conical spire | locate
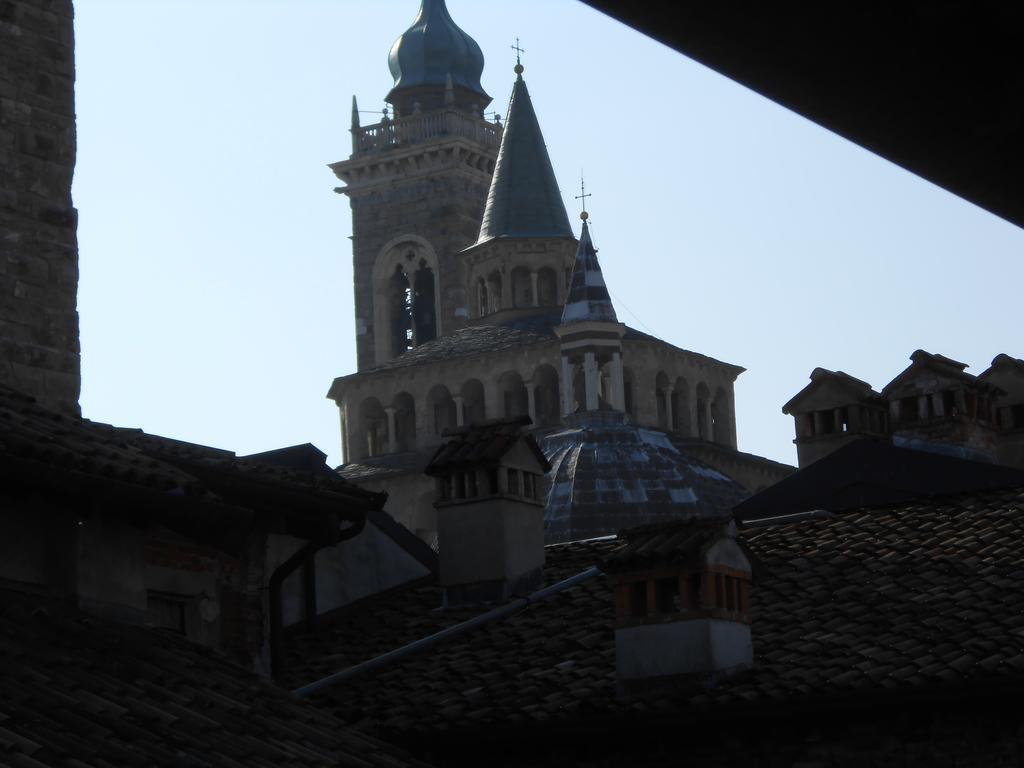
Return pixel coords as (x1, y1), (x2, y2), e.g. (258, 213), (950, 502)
(561, 220), (618, 324)
(477, 67), (572, 242)
(351, 95), (360, 129)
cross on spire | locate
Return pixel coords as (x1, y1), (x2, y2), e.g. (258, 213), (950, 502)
(575, 174), (592, 219)
(511, 37), (525, 65)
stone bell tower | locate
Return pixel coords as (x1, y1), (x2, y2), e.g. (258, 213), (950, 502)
(330, 0), (501, 371)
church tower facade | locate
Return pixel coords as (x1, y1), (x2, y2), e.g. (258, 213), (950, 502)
(330, 0), (502, 370)
(327, 2), (793, 543)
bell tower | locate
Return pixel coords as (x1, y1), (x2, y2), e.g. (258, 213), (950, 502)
(330, 0), (501, 370)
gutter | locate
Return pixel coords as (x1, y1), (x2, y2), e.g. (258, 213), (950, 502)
(293, 565), (602, 698)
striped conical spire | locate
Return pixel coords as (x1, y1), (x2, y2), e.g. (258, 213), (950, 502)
(560, 220), (618, 324)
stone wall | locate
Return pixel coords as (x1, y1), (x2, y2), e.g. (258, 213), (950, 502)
(0, 0), (79, 413)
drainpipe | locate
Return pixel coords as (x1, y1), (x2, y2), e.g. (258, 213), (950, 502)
(268, 516), (365, 680)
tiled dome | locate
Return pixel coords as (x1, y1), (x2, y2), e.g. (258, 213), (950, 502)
(539, 416), (748, 544)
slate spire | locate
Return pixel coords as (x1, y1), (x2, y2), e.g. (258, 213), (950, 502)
(478, 66), (572, 242)
(561, 219), (618, 324)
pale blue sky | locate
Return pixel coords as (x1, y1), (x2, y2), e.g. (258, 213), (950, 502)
(73, 0), (1024, 467)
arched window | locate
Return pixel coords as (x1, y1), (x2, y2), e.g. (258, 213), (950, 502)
(623, 367), (636, 421)
(461, 378), (486, 425)
(537, 267), (557, 306)
(672, 377), (691, 435)
(696, 382), (711, 441)
(512, 266), (532, 307)
(372, 237), (441, 364)
(712, 387), (731, 445)
(497, 371), (528, 419)
(655, 372), (671, 429)
(477, 278), (488, 318)
(389, 264), (413, 356)
(428, 385), (457, 437)
(358, 397), (386, 459)
(413, 260), (436, 345)
(392, 392), (416, 452)
(533, 364), (560, 427)
(488, 270), (503, 313)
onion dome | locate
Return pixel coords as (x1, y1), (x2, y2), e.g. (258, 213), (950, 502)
(386, 0), (490, 112)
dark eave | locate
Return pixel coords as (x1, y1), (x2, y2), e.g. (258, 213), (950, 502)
(577, 2), (1024, 229)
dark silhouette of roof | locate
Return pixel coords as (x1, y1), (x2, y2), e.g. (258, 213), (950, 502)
(577, 3), (1024, 230)
(425, 416), (550, 475)
(0, 590), (425, 768)
(733, 438), (1024, 524)
(782, 367), (881, 414)
(284, 484), (1024, 741)
(0, 384), (385, 546)
(386, 0), (488, 106)
(560, 220), (619, 324)
(477, 69), (572, 242)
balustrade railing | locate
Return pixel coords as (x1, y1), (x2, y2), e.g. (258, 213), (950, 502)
(352, 109), (502, 155)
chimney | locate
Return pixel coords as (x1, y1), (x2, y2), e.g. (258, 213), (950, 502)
(601, 519), (753, 691)
(424, 417), (551, 606)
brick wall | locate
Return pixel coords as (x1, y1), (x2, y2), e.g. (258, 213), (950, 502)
(0, 0), (80, 413)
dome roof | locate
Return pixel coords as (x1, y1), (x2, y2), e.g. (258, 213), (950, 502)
(538, 417), (748, 544)
(387, 0), (489, 106)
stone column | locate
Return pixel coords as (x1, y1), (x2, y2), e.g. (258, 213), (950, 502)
(834, 408), (844, 433)
(812, 411), (824, 436)
(584, 352), (599, 412)
(561, 356), (574, 416)
(530, 270), (539, 307)
(384, 406), (397, 453)
(664, 386), (675, 431)
(526, 380), (537, 424)
(609, 352), (625, 412)
(704, 400), (714, 442)
(453, 395), (465, 427)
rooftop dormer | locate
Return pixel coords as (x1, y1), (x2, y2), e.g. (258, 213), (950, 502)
(980, 353), (1024, 470)
(783, 367), (887, 467)
(881, 349), (1003, 462)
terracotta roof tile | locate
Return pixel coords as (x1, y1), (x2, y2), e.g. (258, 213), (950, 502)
(286, 485), (1024, 739)
(0, 592), (425, 768)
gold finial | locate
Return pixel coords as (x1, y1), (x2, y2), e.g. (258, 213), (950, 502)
(512, 38), (525, 74)
(575, 173), (591, 221)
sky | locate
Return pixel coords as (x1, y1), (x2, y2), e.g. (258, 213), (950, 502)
(73, 0), (1024, 468)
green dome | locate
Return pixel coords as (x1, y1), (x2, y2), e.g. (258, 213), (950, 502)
(387, 0), (489, 107)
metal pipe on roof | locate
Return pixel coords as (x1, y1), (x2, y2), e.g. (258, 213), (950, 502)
(293, 565), (602, 698)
